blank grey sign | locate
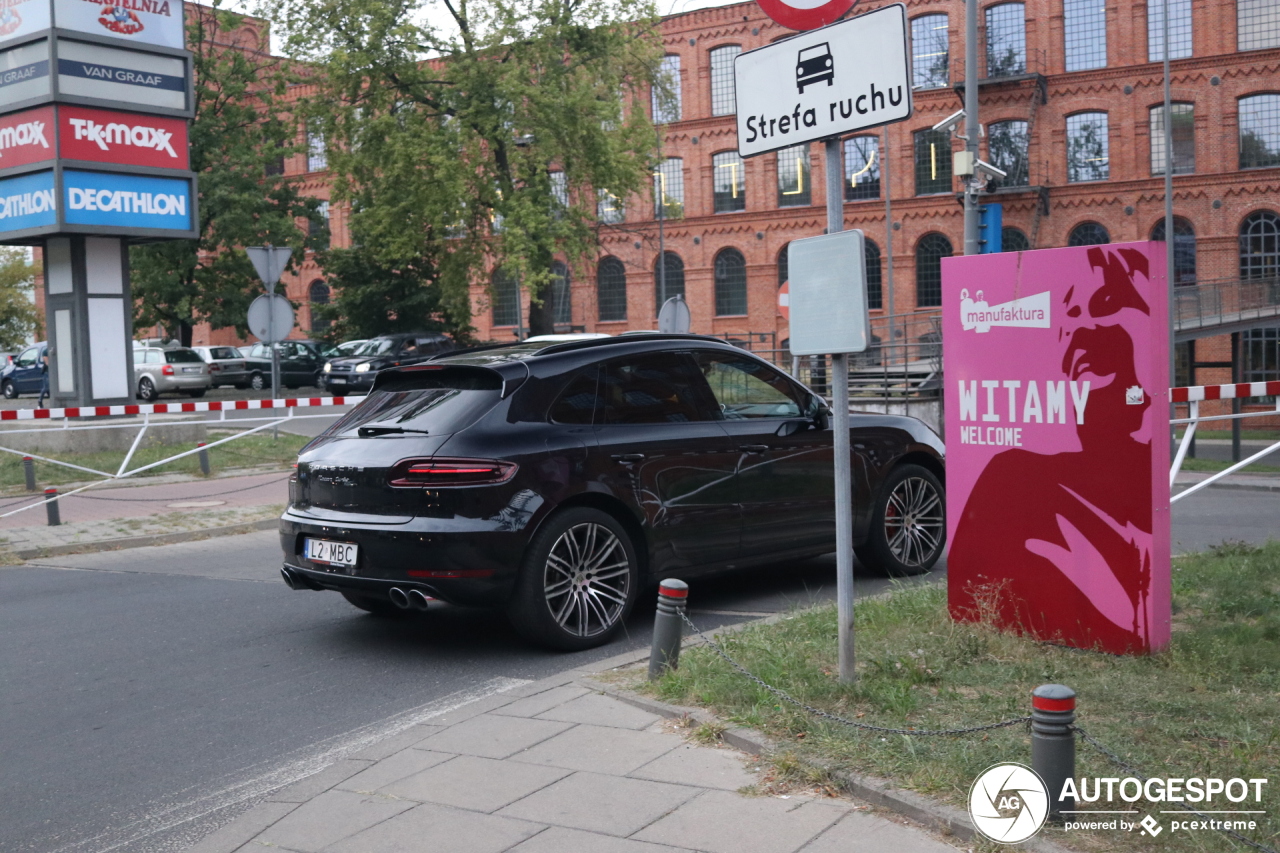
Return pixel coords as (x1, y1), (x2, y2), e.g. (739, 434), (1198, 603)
(787, 229), (869, 356)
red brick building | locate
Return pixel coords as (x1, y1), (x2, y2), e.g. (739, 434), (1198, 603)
(183, 0), (1280, 407)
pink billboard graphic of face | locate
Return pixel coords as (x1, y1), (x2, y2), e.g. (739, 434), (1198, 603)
(943, 243), (1170, 654)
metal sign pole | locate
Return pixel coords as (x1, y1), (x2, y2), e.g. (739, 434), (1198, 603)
(825, 137), (856, 683)
(963, 0), (980, 256)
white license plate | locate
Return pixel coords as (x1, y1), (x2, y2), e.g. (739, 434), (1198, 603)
(183, 367), (201, 373)
(305, 538), (358, 566)
(329, 377), (346, 384)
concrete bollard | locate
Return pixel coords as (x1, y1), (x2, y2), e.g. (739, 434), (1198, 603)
(23, 456), (35, 491)
(44, 488), (61, 527)
(648, 579), (689, 681)
(197, 442), (211, 476)
(1032, 683), (1076, 821)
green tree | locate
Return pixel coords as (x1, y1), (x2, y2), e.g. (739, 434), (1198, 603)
(0, 248), (37, 350)
(274, 0), (665, 337)
(130, 2), (324, 345)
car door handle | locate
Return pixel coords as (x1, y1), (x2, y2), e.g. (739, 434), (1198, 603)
(612, 453), (646, 463)
(739, 444), (770, 454)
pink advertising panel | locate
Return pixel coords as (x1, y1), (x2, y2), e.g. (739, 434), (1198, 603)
(943, 243), (1170, 654)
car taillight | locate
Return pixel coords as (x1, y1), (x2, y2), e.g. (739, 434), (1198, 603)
(162, 365), (175, 375)
(388, 457), (517, 488)
(209, 363), (220, 372)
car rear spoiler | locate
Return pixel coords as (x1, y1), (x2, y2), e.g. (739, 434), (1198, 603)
(372, 362), (530, 399)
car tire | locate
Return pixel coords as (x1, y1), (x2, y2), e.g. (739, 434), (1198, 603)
(185, 389), (206, 398)
(137, 377), (157, 402)
(340, 590), (406, 617)
(2, 380), (15, 399)
(854, 463), (945, 577)
(249, 373), (266, 392)
(507, 507), (640, 651)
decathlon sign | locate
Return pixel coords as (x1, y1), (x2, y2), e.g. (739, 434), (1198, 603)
(64, 169), (190, 228)
(0, 168), (55, 229)
(734, 4), (912, 158)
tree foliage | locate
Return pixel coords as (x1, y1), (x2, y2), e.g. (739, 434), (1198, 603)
(273, 0), (665, 337)
(0, 248), (37, 350)
(130, 2), (323, 345)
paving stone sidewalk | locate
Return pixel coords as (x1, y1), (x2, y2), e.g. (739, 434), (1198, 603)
(189, 671), (963, 853)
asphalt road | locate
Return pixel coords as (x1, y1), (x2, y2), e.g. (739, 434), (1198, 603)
(0, 532), (926, 853)
(1, 487), (1274, 853)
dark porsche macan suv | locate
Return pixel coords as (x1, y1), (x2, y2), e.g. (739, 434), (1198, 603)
(280, 335), (945, 650)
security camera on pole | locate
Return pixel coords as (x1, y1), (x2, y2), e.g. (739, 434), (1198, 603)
(735, 2), (913, 683)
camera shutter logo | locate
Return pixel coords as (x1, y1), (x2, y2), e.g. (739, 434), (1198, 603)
(968, 763), (1050, 843)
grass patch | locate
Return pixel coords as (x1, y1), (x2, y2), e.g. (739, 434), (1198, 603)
(1178, 458), (1280, 474)
(650, 542), (1280, 852)
(0, 431), (308, 491)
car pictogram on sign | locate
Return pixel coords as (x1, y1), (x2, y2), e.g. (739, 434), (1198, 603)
(796, 43), (834, 93)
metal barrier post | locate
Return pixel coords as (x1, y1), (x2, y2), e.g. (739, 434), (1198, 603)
(1032, 684), (1076, 821)
(23, 456), (35, 491)
(197, 442), (211, 476)
(648, 579), (688, 680)
(44, 488), (60, 527)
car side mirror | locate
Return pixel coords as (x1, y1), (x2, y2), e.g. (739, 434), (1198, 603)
(813, 406), (832, 431)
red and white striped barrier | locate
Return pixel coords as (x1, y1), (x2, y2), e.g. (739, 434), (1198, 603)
(1170, 381), (1280, 403)
(0, 395), (366, 422)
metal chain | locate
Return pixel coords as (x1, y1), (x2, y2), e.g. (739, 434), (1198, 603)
(678, 610), (1030, 737)
(1074, 725), (1278, 853)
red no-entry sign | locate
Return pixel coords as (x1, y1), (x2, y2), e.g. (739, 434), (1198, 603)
(755, 0), (856, 31)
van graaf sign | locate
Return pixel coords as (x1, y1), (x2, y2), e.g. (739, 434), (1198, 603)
(942, 244), (1171, 655)
(63, 169), (190, 229)
(57, 39), (187, 112)
(733, 3), (911, 158)
(0, 39), (51, 107)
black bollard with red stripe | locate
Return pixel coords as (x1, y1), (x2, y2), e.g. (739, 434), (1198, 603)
(648, 579), (689, 681)
(1032, 684), (1076, 821)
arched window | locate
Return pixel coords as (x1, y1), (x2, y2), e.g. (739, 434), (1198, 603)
(1239, 95), (1280, 169)
(597, 257), (627, 322)
(915, 233), (952, 308)
(985, 3), (1027, 77)
(1064, 0), (1107, 71)
(712, 151), (746, 213)
(1066, 112), (1110, 182)
(654, 252), (685, 310)
(865, 238), (883, 310)
(709, 46), (741, 116)
(1068, 222), (1110, 246)
(1240, 210), (1280, 280)
(308, 281), (330, 331)
(491, 268), (520, 327)
(777, 244), (789, 287)
(1239, 0), (1280, 51)
(1002, 227), (1030, 252)
(714, 248), (748, 316)
(914, 128), (952, 194)
(652, 54), (681, 123)
(550, 261), (571, 326)
(1151, 216), (1197, 284)
(1148, 0), (1191, 60)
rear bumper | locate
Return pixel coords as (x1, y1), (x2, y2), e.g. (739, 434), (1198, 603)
(279, 509), (528, 607)
(155, 374), (211, 391)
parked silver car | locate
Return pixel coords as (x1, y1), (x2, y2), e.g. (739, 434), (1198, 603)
(191, 345), (249, 389)
(133, 346), (212, 401)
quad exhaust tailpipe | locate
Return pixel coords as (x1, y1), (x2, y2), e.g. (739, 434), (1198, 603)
(406, 589), (431, 611)
(388, 587), (410, 609)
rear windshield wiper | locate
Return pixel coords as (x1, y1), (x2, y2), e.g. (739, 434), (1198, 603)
(356, 423), (431, 437)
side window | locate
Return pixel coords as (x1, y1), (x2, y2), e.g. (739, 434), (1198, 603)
(16, 348), (37, 366)
(250, 344), (264, 357)
(694, 352), (804, 419)
(146, 350), (163, 364)
(601, 353), (717, 425)
(548, 368), (601, 425)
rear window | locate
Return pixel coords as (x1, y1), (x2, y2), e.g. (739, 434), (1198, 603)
(165, 350), (204, 364)
(322, 370), (503, 437)
(209, 347), (240, 359)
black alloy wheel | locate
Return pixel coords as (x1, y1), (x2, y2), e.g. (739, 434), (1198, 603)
(508, 507), (639, 651)
(855, 463), (945, 576)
